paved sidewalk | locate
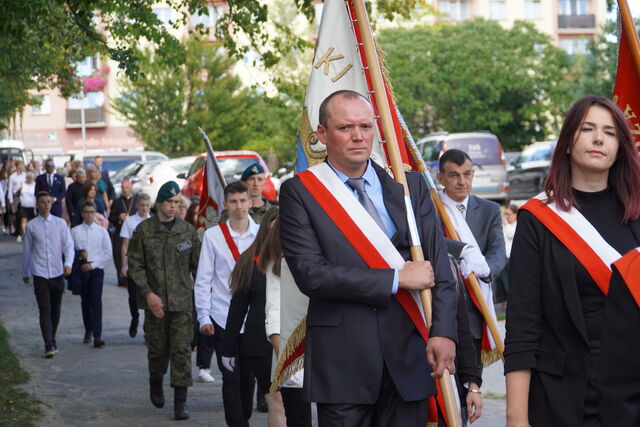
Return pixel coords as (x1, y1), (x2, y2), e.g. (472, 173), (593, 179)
(0, 234), (505, 426)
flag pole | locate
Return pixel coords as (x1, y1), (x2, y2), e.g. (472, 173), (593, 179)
(350, 1), (461, 425)
(404, 140), (505, 357)
(618, 0), (640, 75)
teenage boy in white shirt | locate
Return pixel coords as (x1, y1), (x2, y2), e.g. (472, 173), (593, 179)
(71, 200), (112, 347)
(195, 181), (259, 426)
(120, 192), (152, 338)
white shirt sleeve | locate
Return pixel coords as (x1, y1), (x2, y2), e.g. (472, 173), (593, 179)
(22, 221), (33, 277)
(265, 264), (281, 337)
(194, 231), (216, 327)
(62, 222), (75, 268)
(120, 218), (132, 239)
(92, 227), (113, 270)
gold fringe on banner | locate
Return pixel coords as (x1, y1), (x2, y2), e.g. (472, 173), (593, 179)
(482, 348), (502, 367)
(269, 316), (308, 394)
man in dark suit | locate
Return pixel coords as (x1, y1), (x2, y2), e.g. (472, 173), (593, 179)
(35, 159), (67, 218)
(108, 179), (137, 287)
(437, 149), (506, 375)
(279, 90), (457, 426)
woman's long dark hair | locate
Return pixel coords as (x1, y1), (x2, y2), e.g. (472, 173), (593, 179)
(258, 217), (282, 277)
(229, 207), (279, 295)
(81, 182), (98, 200)
(544, 95), (640, 222)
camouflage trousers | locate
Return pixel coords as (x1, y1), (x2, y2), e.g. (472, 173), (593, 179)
(144, 310), (194, 387)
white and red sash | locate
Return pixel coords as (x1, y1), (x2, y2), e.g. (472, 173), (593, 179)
(438, 191), (500, 366)
(521, 193), (621, 295)
(612, 247), (640, 307)
(209, 222), (239, 270)
(297, 163), (429, 340)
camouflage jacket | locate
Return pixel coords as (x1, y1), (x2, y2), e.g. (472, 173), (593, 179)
(219, 199), (275, 225)
(128, 216), (201, 312)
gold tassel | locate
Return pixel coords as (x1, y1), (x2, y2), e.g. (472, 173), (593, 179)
(481, 348), (502, 367)
(269, 316), (308, 393)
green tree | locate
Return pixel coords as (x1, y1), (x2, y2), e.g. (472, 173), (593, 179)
(0, 0), (422, 130)
(379, 19), (572, 150)
(112, 38), (299, 160)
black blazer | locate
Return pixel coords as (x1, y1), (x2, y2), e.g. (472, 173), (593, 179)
(35, 173), (66, 217)
(504, 210), (640, 426)
(280, 162), (457, 404)
(599, 260), (640, 427)
(108, 195), (137, 236)
(221, 264), (272, 358)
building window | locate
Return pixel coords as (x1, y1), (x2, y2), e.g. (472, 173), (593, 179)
(31, 95), (51, 115)
(489, 0), (507, 20)
(560, 0), (588, 16)
(439, 0), (469, 21)
(524, 0), (542, 20)
(191, 6), (222, 28)
(76, 55), (99, 77)
(153, 7), (173, 27)
(68, 91), (105, 110)
(560, 37), (589, 55)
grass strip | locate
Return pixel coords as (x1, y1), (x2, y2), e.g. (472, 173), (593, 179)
(0, 322), (41, 427)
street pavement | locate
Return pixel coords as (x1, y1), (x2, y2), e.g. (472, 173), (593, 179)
(0, 234), (506, 426)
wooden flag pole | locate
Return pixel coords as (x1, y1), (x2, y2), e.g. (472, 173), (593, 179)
(406, 144), (505, 357)
(618, 0), (640, 75)
(351, 1), (461, 425)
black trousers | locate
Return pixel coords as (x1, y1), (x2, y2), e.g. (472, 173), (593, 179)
(112, 236), (126, 287)
(317, 364), (429, 427)
(213, 320), (256, 427)
(196, 328), (215, 369)
(281, 387), (312, 427)
(33, 275), (64, 350)
(126, 276), (139, 321)
(80, 269), (104, 338)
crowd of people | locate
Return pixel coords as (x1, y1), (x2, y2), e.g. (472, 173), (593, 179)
(13, 91), (640, 427)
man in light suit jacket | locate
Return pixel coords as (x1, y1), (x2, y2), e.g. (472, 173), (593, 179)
(437, 149), (507, 365)
(35, 159), (67, 218)
(279, 90), (457, 426)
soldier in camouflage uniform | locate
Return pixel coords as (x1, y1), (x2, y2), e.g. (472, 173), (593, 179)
(128, 181), (201, 420)
(219, 162), (275, 224)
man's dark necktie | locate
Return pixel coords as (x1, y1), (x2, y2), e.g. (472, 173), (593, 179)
(346, 178), (386, 232)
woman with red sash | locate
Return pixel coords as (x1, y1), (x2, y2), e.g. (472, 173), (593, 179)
(504, 96), (640, 427)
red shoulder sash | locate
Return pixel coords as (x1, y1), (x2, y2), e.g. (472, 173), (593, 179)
(612, 248), (640, 307)
(219, 222), (240, 261)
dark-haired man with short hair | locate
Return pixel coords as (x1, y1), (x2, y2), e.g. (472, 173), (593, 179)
(219, 163), (275, 225)
(22, 191), (74, 358)
(71, 200), (112, 348)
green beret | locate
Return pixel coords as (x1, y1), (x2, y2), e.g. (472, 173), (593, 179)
(241, 162), (264, 181)
(156, 181), (180, 203)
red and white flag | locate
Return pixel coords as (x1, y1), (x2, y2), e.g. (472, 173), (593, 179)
(612, 0), (640, 149)
(196, 127), (226, 235)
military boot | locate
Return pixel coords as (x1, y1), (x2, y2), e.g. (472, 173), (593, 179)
(149, 377), (165, 408)
(174, 386), (189, 420)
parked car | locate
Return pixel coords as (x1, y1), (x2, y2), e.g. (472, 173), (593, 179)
(112, 156), (196, 204)
(71, 150), (169, 177)
(507, 140), (557, 201)
(417, 131), (508, 201)
(181, 150), (277, 201)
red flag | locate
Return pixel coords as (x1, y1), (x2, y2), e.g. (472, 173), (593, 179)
(612, 0), (640, 149)
(196, 127), (226, 233)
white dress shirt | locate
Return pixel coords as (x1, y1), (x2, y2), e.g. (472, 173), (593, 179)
(195, 217), (259, 328)
(440, 190), (469, 219)
(23, 214), (74, 278)
(120, 212), (151, 239)
(71, 222), (113, 270)
(19, 182), (36, 208)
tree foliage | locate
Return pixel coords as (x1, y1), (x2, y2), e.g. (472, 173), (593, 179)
(112, 38), (299, 161)
(379, 19), (572, 150)
(0, 0), (420, 131)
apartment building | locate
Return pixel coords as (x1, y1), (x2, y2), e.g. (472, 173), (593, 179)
(435, 0), (608, 54)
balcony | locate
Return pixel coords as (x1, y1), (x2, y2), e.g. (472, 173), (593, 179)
(558, 14), (595, 29)
(65, 106), (106, 128)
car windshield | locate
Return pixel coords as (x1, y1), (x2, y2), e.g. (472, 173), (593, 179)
(420, 140), (445, 162)
(188, 157), (206, 178)
(447, 137), (500, 165)
(173, 161), (193, 176)
(111, 162), (143, 182)
(518, 142), (555, 163)
(217, 157), (258, 182)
